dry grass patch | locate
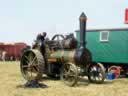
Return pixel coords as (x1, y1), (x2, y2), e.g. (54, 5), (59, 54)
(0, 61), (128, 96)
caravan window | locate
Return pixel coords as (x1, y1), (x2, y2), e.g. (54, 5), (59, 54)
(100, 31), (109, 42)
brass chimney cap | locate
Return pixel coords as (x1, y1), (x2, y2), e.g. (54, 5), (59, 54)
(79, 12), (87, 20)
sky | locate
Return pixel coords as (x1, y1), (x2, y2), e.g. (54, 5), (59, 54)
(0, 0), (127, 45)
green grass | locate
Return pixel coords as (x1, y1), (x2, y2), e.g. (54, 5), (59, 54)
(0, 61), (128, 96)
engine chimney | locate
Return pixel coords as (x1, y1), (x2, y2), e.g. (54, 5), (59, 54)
(79, 12), (87, 49)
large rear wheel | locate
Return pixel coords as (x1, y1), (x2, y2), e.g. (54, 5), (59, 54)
(20, 49), (45, 81)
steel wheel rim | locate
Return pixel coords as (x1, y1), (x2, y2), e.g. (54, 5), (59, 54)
(21, 51), (40, 80)
(88, 63), (105, 83)
(61, 63), (78, 86)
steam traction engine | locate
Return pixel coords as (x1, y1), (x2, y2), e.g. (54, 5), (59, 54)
(20, 13), (105, 86)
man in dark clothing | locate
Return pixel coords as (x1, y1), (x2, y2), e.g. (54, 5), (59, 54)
(36, 32), (47, 42)
(32, 32), (47, 49)
(36, 32), (48, 73)
(36, 32), (47, 54)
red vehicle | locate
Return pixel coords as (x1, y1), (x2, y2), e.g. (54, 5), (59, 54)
(125, 8), (128, 24)
(0, 42), (27, 61)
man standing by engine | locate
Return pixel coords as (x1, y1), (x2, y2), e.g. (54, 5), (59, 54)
(35, 32), (48, 73)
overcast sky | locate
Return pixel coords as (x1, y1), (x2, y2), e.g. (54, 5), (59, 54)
(0, 0), (127, 45)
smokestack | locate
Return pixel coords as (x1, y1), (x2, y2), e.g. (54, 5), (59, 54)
(79, 12), (87, 49)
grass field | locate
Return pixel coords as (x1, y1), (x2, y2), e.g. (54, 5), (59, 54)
(0, 61), (128, 96)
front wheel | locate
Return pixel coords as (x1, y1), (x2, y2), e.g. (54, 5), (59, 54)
(60, 63), (78, 86)
(88, 63), (105, 83)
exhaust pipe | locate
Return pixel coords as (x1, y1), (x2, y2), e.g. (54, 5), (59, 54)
(79, 12), (87, 49)
(74, 12), (87, 65)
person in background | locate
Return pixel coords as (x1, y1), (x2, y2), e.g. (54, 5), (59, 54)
(2, 51), (6, 61)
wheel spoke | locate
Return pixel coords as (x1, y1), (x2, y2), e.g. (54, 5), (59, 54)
(67, 68), (71, 75)
(29, 52), (33, 62)
(32, 64), (38, 67)
(30, 56), (37, 65)
(22, 65), (28, 68)
(31, 68), (32, 78)
(24, 55), (30, 62)
(25, 60), (29, 64)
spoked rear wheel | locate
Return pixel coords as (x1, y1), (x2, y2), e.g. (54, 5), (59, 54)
(88, 63), (105, 83)
(61, 63), (78, 86)
(20, 49), (44, 81)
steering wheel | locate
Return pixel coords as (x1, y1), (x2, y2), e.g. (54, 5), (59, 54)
(51, 34), (65, 49)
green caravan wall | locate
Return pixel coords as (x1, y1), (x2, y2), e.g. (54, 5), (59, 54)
(76, 29), (128, 64)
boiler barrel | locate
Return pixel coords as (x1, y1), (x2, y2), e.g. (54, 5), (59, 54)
(49, 50), (76, 63)
(49, 49), (91, 65)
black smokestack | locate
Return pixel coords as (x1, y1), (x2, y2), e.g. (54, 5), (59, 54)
(79, 12), (87, 49)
